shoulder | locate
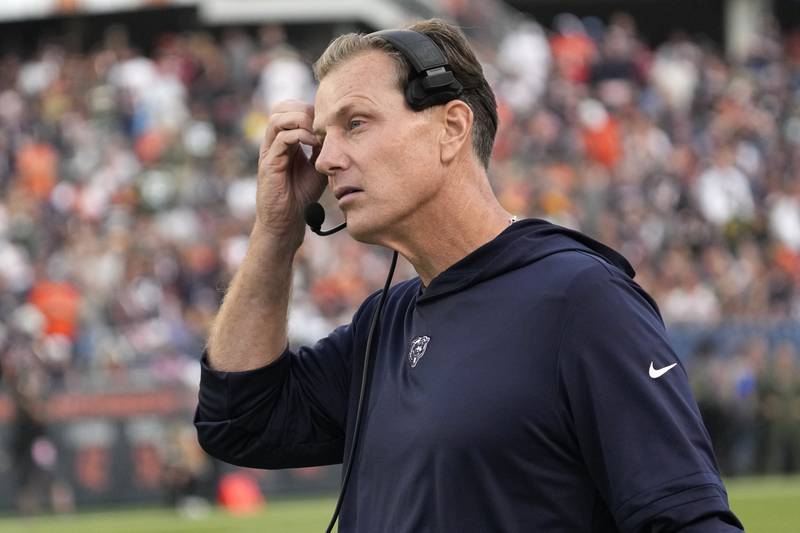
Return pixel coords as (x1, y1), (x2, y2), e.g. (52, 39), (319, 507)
(521, 249), (634, 296)
(390, 277), (423, 298)
(536, 250), (661, 324)
(352, 277), (420, 326)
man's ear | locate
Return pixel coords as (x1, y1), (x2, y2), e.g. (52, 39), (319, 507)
(439, 99), (473, 165)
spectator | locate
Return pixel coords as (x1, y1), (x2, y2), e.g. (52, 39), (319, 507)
(695, 143), (756, 228)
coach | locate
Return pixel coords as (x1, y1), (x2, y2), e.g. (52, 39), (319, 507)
(194, 18), (744, 532)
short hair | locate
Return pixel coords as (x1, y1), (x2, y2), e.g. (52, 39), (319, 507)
(313, 18), (498, 169)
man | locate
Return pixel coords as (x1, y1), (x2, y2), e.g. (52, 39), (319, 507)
(195, 19), (744, 532)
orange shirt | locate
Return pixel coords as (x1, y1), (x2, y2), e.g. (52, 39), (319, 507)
(28, 281), (81, 339)
(16, 142), (58, 200)
(550, 33), (596, 84)
(581, 118), (622, 169)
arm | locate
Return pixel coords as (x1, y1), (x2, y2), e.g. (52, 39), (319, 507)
(196, 100), (352, 468)
(196, 325), (353, 469)
(556, 261), (743, 532)
(206, 227), (296, 372)
(207, 99), (325, 372)
(195, 292), (380, 469)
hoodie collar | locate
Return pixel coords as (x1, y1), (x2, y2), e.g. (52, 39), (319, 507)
(416, 218), (634, 304)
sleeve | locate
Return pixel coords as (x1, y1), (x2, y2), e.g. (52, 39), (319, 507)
(194, 292), (380, 470)
(556, 263), (744, 532)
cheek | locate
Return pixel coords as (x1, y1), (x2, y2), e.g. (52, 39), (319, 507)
(392, 126), (439, 177)
(377, 146), (436, 200)
(358, 120), (439, 199)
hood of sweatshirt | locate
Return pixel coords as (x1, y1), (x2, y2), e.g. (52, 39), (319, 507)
(416, 218), (634, 304)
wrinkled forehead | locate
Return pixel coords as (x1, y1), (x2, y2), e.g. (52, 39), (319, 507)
(317, 50), (401, 99)
(313, 50), (403, 114)
(319, 47), (404, 88)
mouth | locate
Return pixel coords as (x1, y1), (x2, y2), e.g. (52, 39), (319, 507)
(334, 186), (364, 201)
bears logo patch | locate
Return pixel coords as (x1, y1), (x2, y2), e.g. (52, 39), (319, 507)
(408, 336), (431, 368)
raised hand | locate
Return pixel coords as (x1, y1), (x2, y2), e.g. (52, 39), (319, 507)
(256, 100), (327, 248)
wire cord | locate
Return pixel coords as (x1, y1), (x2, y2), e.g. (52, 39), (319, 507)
(324, 250), (399, 533)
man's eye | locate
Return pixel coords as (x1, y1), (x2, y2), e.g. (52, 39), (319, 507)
(348, 119), (364, 130)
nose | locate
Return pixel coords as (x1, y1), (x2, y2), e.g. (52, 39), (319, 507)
(314, 134), (349, 176)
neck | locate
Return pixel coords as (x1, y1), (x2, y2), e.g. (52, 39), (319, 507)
(379, 169), (514, 286)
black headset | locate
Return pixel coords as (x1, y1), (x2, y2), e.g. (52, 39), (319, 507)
(319, 29), (462, 533)
(372, 29), (464, 110)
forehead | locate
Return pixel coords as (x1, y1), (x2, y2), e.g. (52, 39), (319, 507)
(314, 50), (402, 117)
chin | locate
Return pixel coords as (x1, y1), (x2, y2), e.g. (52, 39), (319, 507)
(345, 210), (392, 246)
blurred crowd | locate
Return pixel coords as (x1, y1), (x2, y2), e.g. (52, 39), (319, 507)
(0, 9), (798, 480)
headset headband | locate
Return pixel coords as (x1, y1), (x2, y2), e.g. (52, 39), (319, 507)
(370, 29), (464, 111)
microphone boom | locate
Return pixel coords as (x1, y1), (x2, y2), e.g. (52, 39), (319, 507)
(304, 202), (346, 236)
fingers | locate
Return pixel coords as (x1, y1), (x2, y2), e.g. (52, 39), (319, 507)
(260, 101), (317, 165)
(263, 100), (314, 141)
(265, 128), (319, 163)
(270, 99), (314, 117)
(263, 111), (315, 149)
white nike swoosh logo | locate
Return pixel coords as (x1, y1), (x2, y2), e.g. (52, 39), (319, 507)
(649, 362), (678, 379)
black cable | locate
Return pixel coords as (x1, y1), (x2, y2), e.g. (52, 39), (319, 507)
(324, 250), (399, 533)
(316, 222), (347, 236)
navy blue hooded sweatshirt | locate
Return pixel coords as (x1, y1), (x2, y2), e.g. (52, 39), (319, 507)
(195, 219), (743, 532)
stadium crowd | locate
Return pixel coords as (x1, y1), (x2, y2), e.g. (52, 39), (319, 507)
(0, 10), (799, 482)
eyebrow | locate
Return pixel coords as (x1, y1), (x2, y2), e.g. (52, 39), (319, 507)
(313, 102), (367, 139)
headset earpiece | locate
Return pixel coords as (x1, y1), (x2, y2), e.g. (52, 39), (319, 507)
(371, 29), (464, 111)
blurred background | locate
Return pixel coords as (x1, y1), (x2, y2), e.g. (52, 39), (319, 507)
(0, 0), (799, 530)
